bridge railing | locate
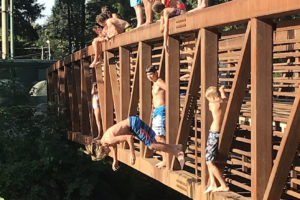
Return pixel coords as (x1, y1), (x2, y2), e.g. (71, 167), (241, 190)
(47, 1), (300, 199)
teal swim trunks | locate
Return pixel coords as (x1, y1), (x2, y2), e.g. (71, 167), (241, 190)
(130, 0), (143, 7)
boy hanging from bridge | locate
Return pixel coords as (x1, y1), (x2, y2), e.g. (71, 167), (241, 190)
(152, 0), (186, 52)
(89, 116), (185, 171)
(204, 85), (229, 193)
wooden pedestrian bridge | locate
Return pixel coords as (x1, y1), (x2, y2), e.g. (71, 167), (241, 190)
(47, 0), (300, 199)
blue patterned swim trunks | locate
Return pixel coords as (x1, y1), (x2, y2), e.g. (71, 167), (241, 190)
(129, 116), (155, 146)
(152, 105), (165, 136)
(130, 0), (143, 7)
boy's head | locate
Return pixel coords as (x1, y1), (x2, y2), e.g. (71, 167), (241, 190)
(146, 65), (158, 81)
(90, 141), (110, 161)
(152, 1), (165, 14)
(205, 86), (221, 100)
(92, 82), (97, 89)
(92, 24), (103, 34)
(101, 6), (112, 18)
(96, 13), (110, 25)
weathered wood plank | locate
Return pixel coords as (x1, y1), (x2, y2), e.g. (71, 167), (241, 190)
(139, 42), (152, 158)
(250, 18), (273, 200)
(109, 63), (121, 122)
(80, 60), (91, 135)
(128, 51), (140, 116)
(119, 46), (130, 120)
(166, 37), (180, 169)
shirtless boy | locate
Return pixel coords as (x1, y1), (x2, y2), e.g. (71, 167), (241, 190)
(91, 82), (102, 139)
(91, 116), (185, 171)
(152, 0), (186, 51)
(204, 85), (229, 193)
(90, 24), (106, 68)
(146, 65), (167, 168)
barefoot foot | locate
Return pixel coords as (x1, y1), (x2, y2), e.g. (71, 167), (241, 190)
(155, 161), (166, 168)
(213, 186), (229, 192)
(204, 185), (217, 194)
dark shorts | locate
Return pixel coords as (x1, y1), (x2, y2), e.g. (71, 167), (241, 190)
(129, 116), (155, 147)
(169, 8), (184, 18)
(205, 130), (220, 162)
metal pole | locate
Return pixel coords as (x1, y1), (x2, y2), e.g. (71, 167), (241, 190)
(41, 46), (44, 60)
(2, 0), (8, 59)
(10, 0), (14, 59)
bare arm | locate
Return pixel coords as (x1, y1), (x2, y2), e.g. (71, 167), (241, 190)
(219, 85), (227, 100)
(163, 8), (173, 52)
(106, 19), (119, 38)
(160, 15), (164, 33)
(111, 145), (119, 171)
(157, 79), (166, 90)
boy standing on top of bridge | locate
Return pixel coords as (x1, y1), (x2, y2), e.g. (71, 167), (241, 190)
(204, 85), (229, 193)
(152, 0), (186, 52)
(146, 65), (167, 168)
(90, 116), (185, 171)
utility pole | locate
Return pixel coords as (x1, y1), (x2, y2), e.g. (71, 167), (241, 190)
(2, 0), (9, 59)
(10, 0), (14, 59)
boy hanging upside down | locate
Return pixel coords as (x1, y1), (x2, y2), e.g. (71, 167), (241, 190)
(89, 116), (185, 171)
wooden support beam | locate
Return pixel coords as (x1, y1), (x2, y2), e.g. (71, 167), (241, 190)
(173, 31), (201, 169)
(119, 46), (130, 120)
(74, 63), (82, 132)
(80, 60), (91, 135)
(69, 63), (80, 132)
(83, 60), (97, 138)
(103, 51), (114, 131)
(65, 65), (73, 128)
(139, 42), (152, 158)
(166, 37), (180, 169)
(128, 52), (140, 116)
(250, 18), (273, 200)
(47, 69), (53, 102)
(218, 22), (251, 168)
(200, 28), (218, 195)
(263, 89), (300, 200)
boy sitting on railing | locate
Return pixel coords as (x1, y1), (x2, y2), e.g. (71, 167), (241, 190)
(204, 85), (229, 193)
(90, 24), (107, 68)
(89, 116), (185, 171)
(152, 0), (186, 52)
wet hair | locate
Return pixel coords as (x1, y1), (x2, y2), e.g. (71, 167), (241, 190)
(152, 1), (165, 14)
(96, 13), (110, 24)
(145, 65), (158, 73)
(205, 86), (220, 98)
(92, 82), (97, 88)
(90, 141), (107, 161)
(92, 25), (103, 34)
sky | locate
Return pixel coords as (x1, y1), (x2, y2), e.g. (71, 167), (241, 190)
(35, 0), (55, 25)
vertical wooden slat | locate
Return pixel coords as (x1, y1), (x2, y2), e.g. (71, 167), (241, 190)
(103, 51), (114, 131)
(166, 36), (180, 169)
(64, 65), (70, 122)
(172, 31), (201, 169)
(70, 63), (80, 132)
(139, 42), (152, 157)
(128, 52), (139, 116)
(119, 46), (130, 120)
(200, 28), (218, 194)
(74, 63), (81, 132)
(251, 18), (273, 200)
(80, 59), (90, 135)
(218, 22), (251, 168)
(109, 63), (121, 122)
(263, 89), (300, 200)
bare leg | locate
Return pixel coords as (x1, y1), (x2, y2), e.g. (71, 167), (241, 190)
(143, 0), (153, 25)
(90, 38), (103, 68)
(198, 0), (206, 9)
(204, 162), (218, 193)
(93, 107), (102, 140)
(134, 5), (143, 28)
(155, 136), (167, 168)
(207, 162), (229, 192)
(149, 141), (185, 169)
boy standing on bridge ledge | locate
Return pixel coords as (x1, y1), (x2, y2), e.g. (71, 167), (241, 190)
(146, 65), (167, 168)
(91, 116), (185, 171)
(204, 85), (229, 193)
(152, 0), (186, 52)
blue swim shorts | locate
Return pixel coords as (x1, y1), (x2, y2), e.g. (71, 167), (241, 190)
(130, 0), (143, 7)
(205, 130), (220, 162)
(152, 105), (165, 136)
(129, 116), (155, 146)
